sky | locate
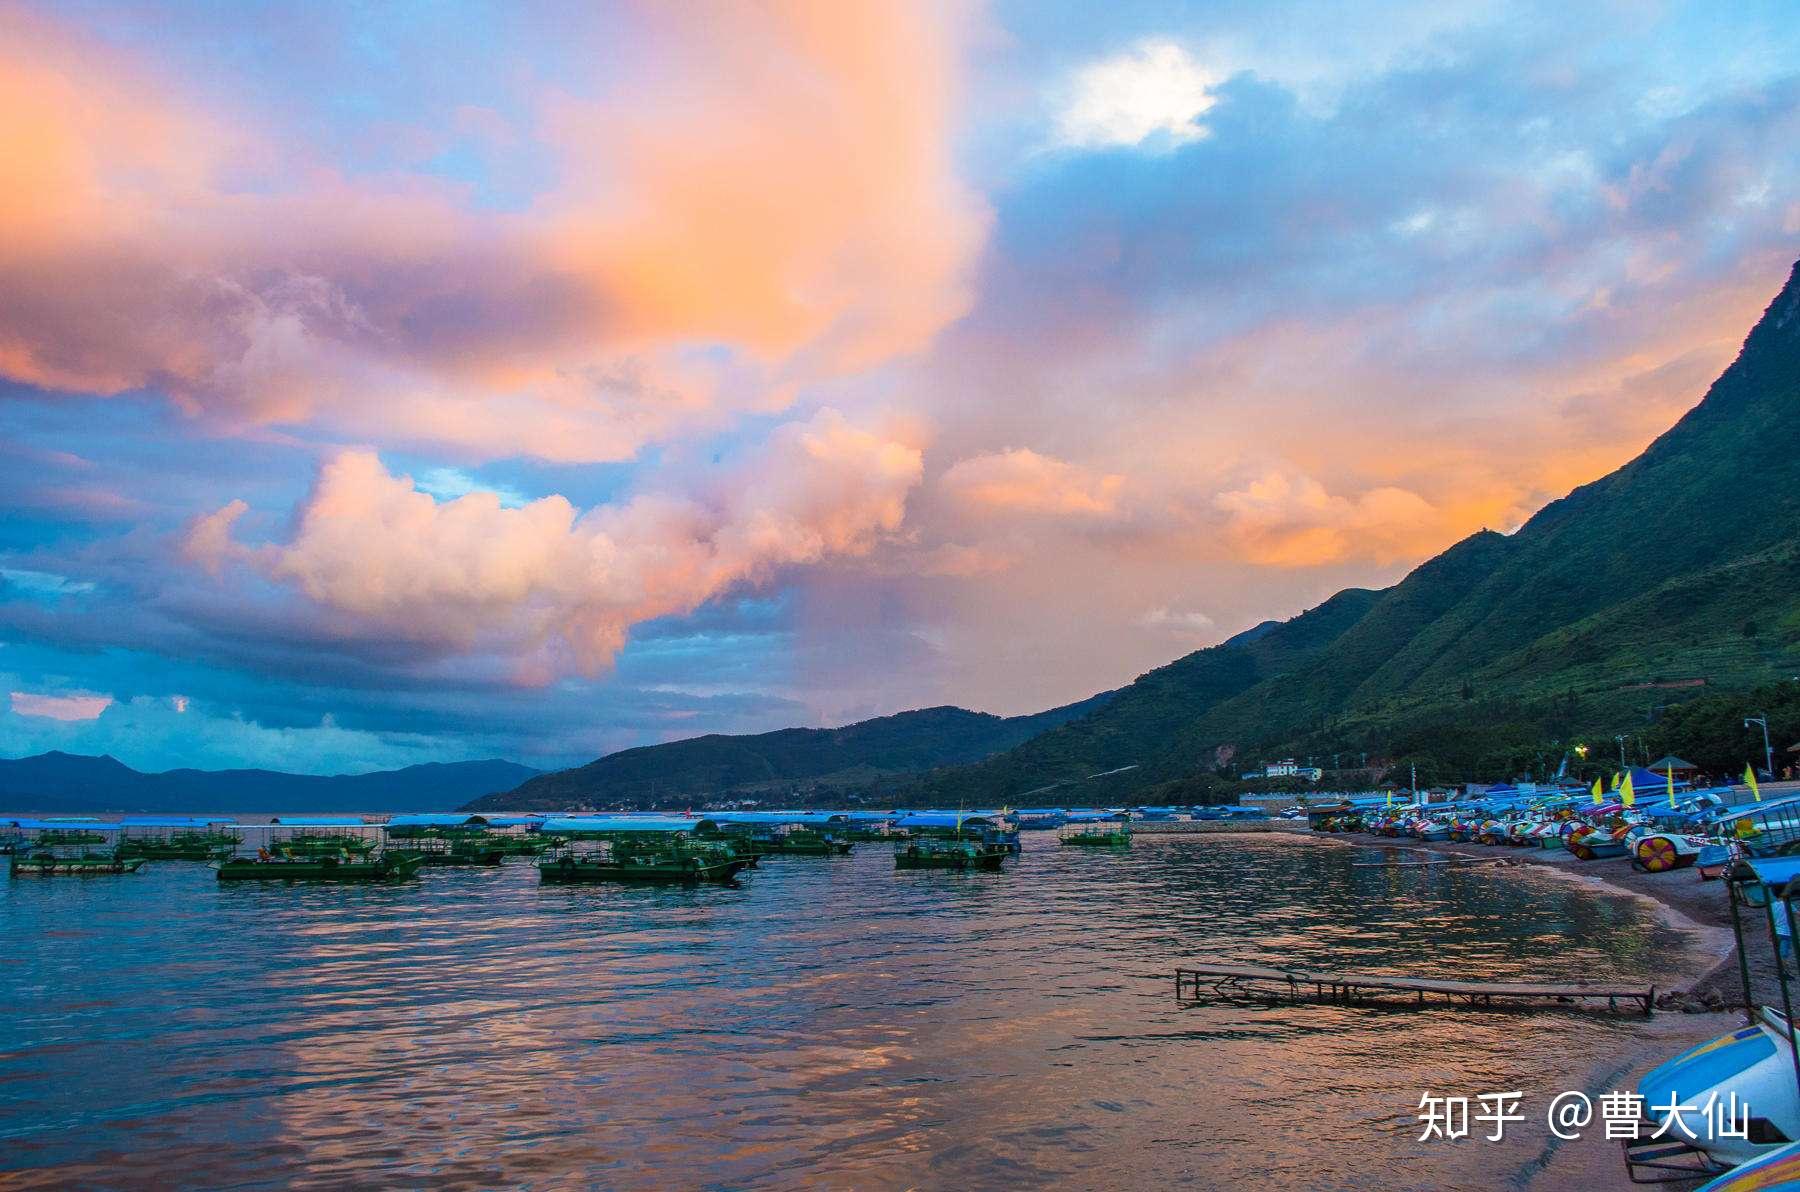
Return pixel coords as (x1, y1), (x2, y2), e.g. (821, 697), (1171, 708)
(2, 0), (1798, 774)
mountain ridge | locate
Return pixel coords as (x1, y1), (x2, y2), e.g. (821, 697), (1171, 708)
(464, 693), (1115, 811)
(0, 753), (541, 814)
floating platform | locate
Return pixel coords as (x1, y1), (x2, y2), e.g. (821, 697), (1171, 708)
(1175, 962), (1654, 1016)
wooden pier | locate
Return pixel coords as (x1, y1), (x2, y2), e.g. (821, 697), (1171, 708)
(1175, 962), (1654, 1016)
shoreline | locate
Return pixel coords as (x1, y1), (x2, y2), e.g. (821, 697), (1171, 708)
(1289, 828), (1759, 1191)
(1340, 832), (1741, 996)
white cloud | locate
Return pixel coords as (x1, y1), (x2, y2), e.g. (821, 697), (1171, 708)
(1055, 40), (1219, 150)
(189, 410), (924, 680)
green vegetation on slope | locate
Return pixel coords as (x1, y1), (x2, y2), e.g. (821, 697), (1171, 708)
(911, 258), (1800, 798)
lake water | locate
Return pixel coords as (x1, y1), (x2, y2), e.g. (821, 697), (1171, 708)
(1, 833), (1695, 1189)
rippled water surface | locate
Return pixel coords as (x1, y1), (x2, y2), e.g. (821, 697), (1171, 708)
(1, 834), (1692, 1189)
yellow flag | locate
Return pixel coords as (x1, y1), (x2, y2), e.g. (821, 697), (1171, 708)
(1590, 777), (1603, 805)
(1747, 764), (1762, 803)
(1611, 771), (1621, 791)
(1386, 791), (1393, 809)
(1665, 765), (1676, 808)
(1621, 772), (1636, 808)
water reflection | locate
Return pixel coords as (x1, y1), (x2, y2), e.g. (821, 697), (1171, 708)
(1, 835), (1692, 1189)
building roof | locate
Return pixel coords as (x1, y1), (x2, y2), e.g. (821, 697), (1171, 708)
(1646, 755), (1699, 772)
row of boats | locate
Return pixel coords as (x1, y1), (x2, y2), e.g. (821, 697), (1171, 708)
(3, 802), (1217, 884)
(3, 811), (1058, 884)
(1312, 779), (1800, 879)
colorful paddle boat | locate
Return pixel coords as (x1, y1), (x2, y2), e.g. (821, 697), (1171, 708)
(1622, 855), (1800, 1184)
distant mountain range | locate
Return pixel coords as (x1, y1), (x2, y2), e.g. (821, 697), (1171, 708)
(0, 752), (541, 815)
(463, 695), (1114, 812)
(901, 258), (1800, 803)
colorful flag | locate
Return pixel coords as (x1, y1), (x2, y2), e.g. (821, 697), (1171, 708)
(1611, 771), (1621, 791)
(1747, 764), (1762, 802)
(1666, 765), (1676, 809)
(1590, 777), (1603, 805)
(1386, 791), (1393, 809)
(1620, 772), (1636, 808)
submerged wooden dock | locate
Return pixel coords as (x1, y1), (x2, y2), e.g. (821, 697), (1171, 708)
(1175, 962), (1654, 1016)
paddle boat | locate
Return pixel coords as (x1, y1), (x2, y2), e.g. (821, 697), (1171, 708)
(1621, 855), (1800, 1184)
(215, 849), (425, 882)
(1626, 792), (1736, 873)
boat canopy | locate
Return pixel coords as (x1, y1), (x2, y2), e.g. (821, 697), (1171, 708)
(479, 814), (538, 828)
(119, 816), (235, 828)
(1064, 810), (1128, 823)
(11, 818), (121, 831)
(269, 816), (370, 827)
(896, 813), (995, 830)
(386, 813), (491, 827)
(711, 811), (847, 826)
(840, 810), (898, 822)
(538, 816), (716, 835)
(1742, 856), (1800, 890)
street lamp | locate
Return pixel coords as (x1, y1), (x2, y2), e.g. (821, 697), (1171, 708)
(1616, 734), (1628, 769)
(1747, 713), (1776, 779)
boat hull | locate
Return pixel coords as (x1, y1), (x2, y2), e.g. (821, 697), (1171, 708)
(894, 846), (1008, 871)
(215, 854), (425, 882)
(538, 856), (746, 883)
(10, 853), (146, 876)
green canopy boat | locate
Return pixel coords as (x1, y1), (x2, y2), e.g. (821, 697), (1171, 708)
(754, 828), (853, 856)
(214, 850), (425, 882)
(118, 830), (240, 861)
(1060, 826), (1132, 847)
(893, 839), (1009, 871)
(275, 833), (377, 859)
(538, 847), (748, 884)
(389, 838), (507, 866)
(11, 849), (147, 876)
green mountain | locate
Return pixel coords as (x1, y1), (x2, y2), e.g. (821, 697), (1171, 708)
(909, 258), (1800, 801)
(463, 694), (1114, 811)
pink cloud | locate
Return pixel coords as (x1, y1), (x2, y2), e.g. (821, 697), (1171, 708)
(191, 410), (923, 678)
(939, 448), (1124, 517)
(0, 4), (987, 463)
(10, 691), (113, 721)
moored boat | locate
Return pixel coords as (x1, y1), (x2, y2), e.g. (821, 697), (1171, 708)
(10, 849), (147, 876)
(214, 850), (425, 882)
(537, 849), (746, 884)
(894, 839), (1008, 870)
